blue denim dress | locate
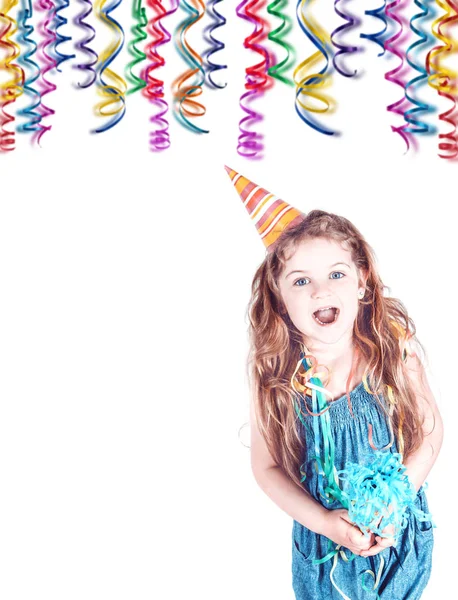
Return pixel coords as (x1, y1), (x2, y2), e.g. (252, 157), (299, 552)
(292, 381), (434, 599)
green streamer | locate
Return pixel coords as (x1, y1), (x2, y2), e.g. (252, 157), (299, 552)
(126, 0), (147, 94)
(267, 0), (296, 85)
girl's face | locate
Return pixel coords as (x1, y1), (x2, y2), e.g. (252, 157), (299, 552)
(277, 237), (365, 346)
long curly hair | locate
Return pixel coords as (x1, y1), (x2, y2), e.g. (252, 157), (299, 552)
(247, 210), (432, 489)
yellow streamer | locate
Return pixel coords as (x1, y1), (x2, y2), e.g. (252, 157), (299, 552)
(93, 0), (127, 130)
(294, 0), (335, 132)
(427, 0), (458, 93)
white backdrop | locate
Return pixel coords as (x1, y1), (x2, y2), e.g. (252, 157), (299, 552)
(0, 1), (454, 598)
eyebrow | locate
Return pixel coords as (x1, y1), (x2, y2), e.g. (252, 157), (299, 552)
(285, 262), (351, 278)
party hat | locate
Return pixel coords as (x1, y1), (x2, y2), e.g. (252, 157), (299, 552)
(225, 166), (305, 251)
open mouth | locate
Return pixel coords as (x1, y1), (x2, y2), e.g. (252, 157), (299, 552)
(312, 306), (340, 326)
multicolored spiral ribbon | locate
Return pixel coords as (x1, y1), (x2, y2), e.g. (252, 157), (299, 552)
(0, 0), (24, 151)
(360, 0), (388, 56)
(267, 0), (295, 85)
(93, 0), (127, 133)
(144, 0), (179, 150)
(173, 0), (209, 134)
(426, 0), (458, 158)
(384, 0), (412, 151)
(126, 0), (147, 94)
(54, 0), (76, 71)
(294, 0), (335, 135)
(17, 0), (42, 134)
(34, 0), (58, 144)
(331, 0), (358, 77)
(204, 0), (227, 88)
(236, 0), (273, 158)
(74, 0), (98, 88)
(404, 0), (436, 135)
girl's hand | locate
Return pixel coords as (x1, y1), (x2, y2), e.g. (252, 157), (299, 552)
(360, 522), (396, 557)
(320, 508), (376, 556)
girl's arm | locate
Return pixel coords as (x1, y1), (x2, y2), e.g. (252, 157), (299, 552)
(361, 353), (444, 558)
(249, 395), (375, 554)
(402, 353), (444, 492)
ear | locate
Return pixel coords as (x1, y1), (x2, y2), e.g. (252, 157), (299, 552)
(358, 270), (369, 292)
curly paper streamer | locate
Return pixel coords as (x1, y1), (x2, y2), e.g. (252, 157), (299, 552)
(236, 0), (272, 157)
(0, 0), (25, 151)
(17, 0), (43, 133)
(267, 0), (296, 85)
(384, 0), (412, 151)
(144, 0), (178, 150)
(404, 0), (436, 134)
(93, 0), (127, 133)
(338, 452), (435, 539)
(54, 0), (76, 71)
(173, 0), (209, 134)
(331, 0), (359, 77)
(74, 0), (98, 88)
(126, 0), (147, 94)
(360, 0), (388, 56)
(35, 0), (58, 144)
(294, 0), (336, 135)
(361, 556), (385, 598)
(426, 0), (458, 158)
(204, 0), (227, 88)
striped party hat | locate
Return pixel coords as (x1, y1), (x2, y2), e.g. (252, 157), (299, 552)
(225, 166), (305, 251)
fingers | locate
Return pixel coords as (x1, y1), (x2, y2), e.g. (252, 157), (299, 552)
(360, 537), (395, 558)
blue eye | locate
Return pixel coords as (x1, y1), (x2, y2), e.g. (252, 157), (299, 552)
(331, 272), (345, 279)
(294, 278), (308, 287)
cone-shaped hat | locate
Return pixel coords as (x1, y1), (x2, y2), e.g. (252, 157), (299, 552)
(225, 166), (305, 251)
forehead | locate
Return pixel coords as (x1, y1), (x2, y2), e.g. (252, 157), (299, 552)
(283, 237), (355, 271)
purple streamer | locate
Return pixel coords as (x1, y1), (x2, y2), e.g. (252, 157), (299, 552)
(74, 0), (97, 88)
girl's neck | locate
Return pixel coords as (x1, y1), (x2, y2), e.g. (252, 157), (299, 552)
(303, 334), (365, 395)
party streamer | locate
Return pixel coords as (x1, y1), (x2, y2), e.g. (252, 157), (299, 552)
(17, 0), (42, 133)
(204, 0), (227, 88)
(74, 0), (98, 88)
(294, 0), (335, 135)
(126, 0), (147, 94)
(331, 0), (358, 77)
(35, 0), (57, 144)
(144, 0), (178, 150)
(173, 0), (209, 133)
(292, 354), (434, 599)
(426, 0), (458, 158)
(54, 0), (75, 70)
(384, 0), (412, 150)
(236, 0), (272, 157)
(404, 0), (435, 134)
(93, 0), (127, 133)
(267, 0), (296, 85)
(360, 0), (388, 56)
(0, 0), (24, 151)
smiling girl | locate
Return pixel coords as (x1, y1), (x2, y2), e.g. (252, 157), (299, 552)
(226, 166), (443, 600)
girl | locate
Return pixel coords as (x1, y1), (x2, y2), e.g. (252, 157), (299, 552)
(225, 166), (444, 600)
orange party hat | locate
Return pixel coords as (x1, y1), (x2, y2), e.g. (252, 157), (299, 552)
(225, 166), (305, 251)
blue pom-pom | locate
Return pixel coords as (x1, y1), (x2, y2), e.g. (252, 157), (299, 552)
(337, 451), (434, 539)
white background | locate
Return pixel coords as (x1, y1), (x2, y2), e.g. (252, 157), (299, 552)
(0, 0), (455, 598)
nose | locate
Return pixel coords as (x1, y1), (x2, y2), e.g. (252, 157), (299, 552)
(311, 282), (333, 299)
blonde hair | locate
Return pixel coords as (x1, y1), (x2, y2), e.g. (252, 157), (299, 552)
(247, 210), (431, 488)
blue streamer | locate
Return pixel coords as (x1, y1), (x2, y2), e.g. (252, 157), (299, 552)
(174, 0), (209, 133)
(360, 0), (388, 56)
(295, 0), (336, 136)
(17, 0), (43, 133)
(404, 0), (436, 134)
(74, 0), (98, 88)
(93, 0), (126, 133)
(54, 0), (76, 71)
(204, 0), (227, 88)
